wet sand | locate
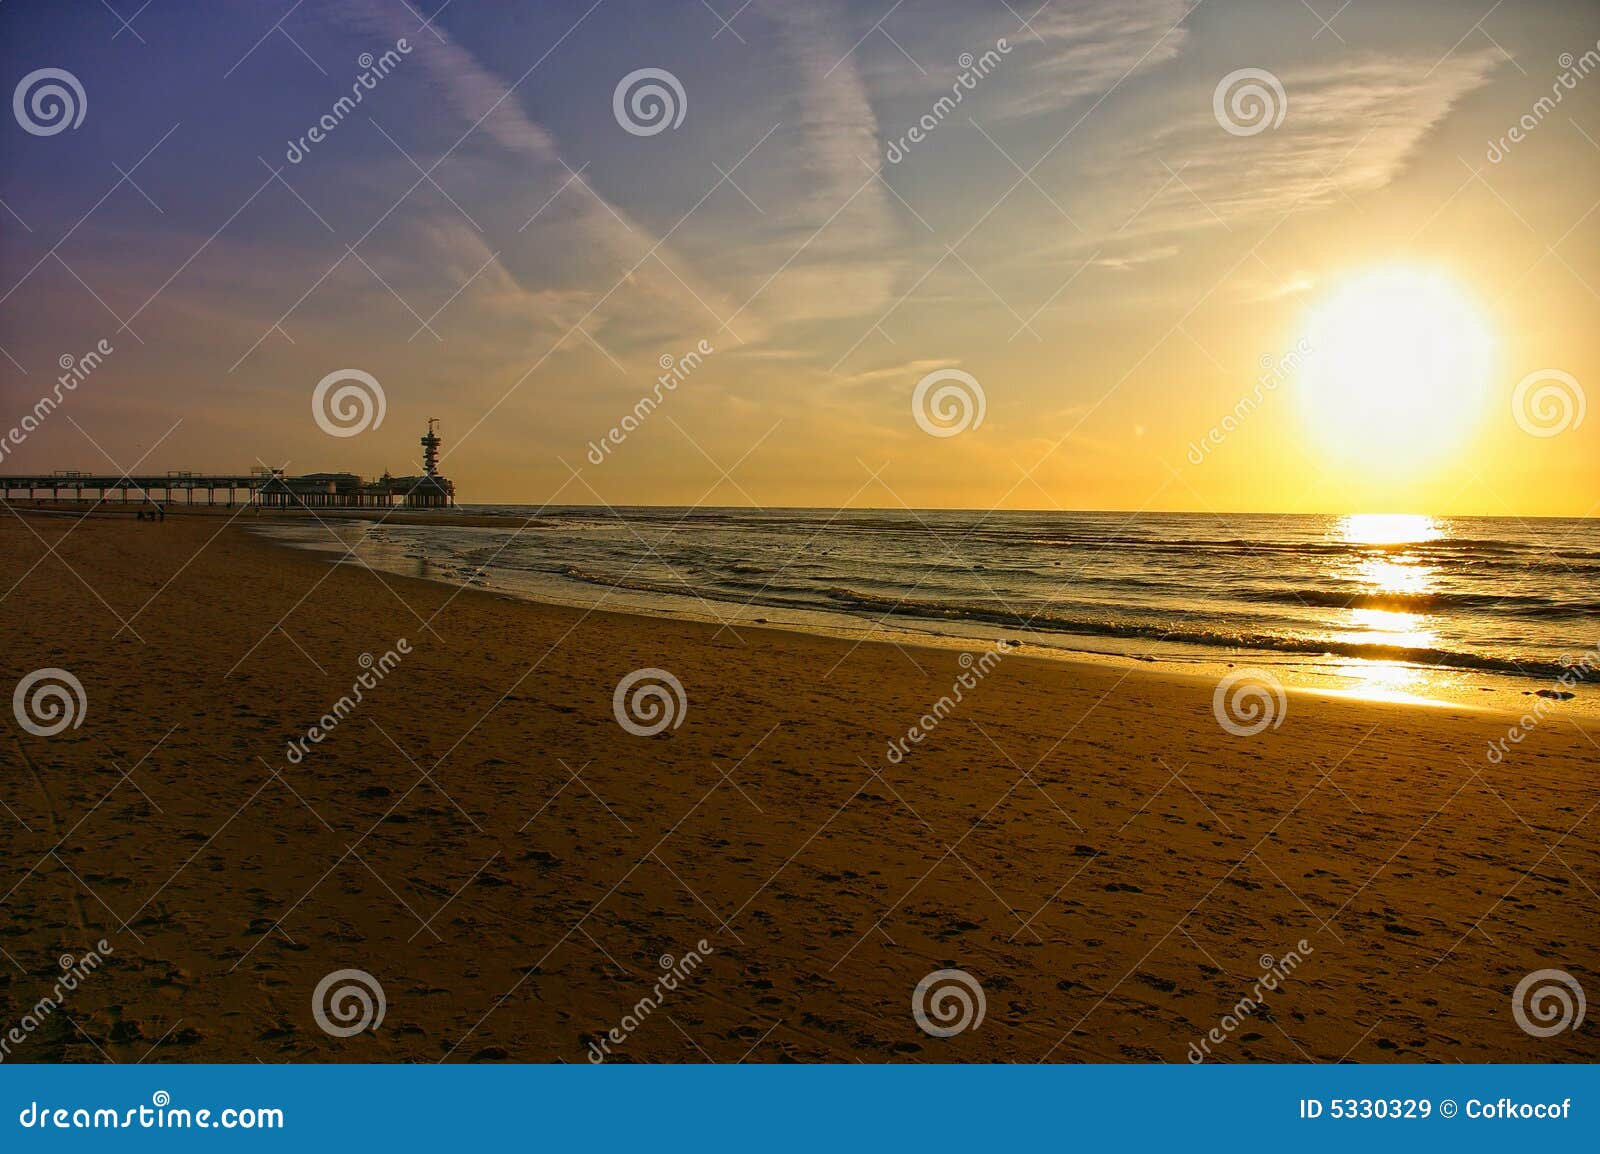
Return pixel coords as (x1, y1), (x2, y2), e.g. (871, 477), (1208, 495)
(1, 508), (1596, 1063)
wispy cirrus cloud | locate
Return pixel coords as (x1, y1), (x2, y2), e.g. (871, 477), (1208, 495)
(743, 2), (901, 329)
(322, 0), (757, 355)
(1010, 0), (1195, 116)
(968, 47), (1504, 342)
(1098, 51), (1505, 241)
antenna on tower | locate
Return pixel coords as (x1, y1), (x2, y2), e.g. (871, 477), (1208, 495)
(421, 418), (441, 477)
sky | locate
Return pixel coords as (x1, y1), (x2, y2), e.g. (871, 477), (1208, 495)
(2, 0), (1597, 515)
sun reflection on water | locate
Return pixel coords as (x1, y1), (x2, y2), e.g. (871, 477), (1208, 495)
(1322, 658), (1435, 704)
(1352, 556), (1430, 596)
(1339, 512), (1442, 546)
(1324, 514), (1448, 702)
(1339, 607), (1436, 652)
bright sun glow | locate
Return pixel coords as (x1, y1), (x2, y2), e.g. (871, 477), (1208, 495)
(1338, 512), (1441, 546)
(1298, 267), (1494, 470)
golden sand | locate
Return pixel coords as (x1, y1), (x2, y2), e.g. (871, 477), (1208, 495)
(1, 509), (1595, 1062)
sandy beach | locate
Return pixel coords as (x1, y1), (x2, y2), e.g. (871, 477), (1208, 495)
(1, 507), (1596, 1064)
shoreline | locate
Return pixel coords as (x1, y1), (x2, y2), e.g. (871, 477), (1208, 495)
(7, 499), (1596, 721)
(2, 510), (1597, 1062)
(248, 511), (1600, 724)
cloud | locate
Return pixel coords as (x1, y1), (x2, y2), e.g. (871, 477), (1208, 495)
(1102, 51), (1504, 240)
(744, 2), (899, 331)
(770, 4), (891, 226)
(321, 0), (753, 354)
(836, 357), (955, 388)
(1010, 0), (1194, 116)
(1093, 244), (1180, 271)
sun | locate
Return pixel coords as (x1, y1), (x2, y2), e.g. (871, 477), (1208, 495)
(1296, 266), (1494, 470)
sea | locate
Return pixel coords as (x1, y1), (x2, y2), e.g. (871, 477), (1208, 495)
(258, 508), (1600, 711)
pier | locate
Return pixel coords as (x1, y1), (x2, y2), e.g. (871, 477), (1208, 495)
(0, 420), (456, 511)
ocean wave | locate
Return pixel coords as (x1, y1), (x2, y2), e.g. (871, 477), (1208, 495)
(816, 587), (1596, 680)
(1232, 587), (1600, 617)
(278, 512), (1600, 684)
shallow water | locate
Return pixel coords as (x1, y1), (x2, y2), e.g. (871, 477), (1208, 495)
(257, 508), (1600, 709)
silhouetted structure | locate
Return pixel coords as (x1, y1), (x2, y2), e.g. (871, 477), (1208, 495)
(1, 421), (457, 511)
